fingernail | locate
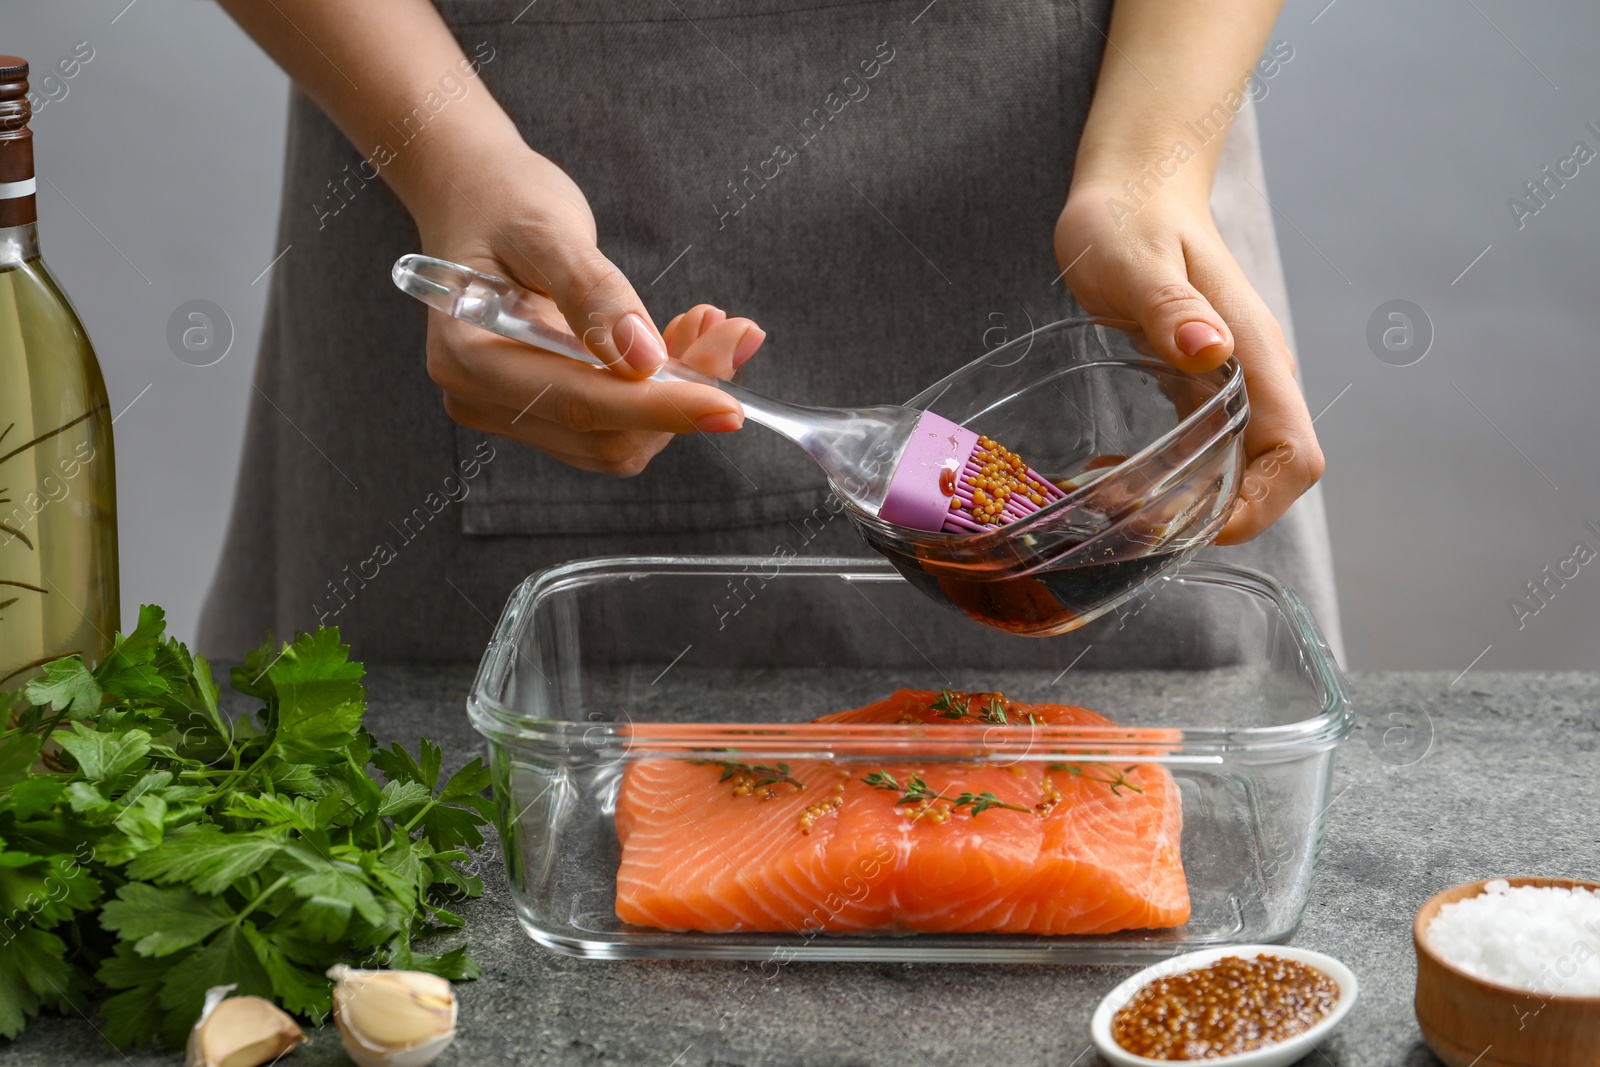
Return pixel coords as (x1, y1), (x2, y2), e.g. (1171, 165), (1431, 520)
(732, 326), (766, 367)
(1175, 321), (1226, 358)
(694, 411), (743, 434)
(614, 313), (667, 373)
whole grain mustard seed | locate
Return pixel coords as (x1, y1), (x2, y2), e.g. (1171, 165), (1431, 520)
(1111, 954), (1338, 1060)
(691, 759), (807, 799)
(960, 436), (1051, 526)
(797, 792), (844, 834)
(1035, 774), (1063, 816)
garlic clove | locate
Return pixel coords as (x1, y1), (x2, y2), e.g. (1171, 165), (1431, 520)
(334, 1019), (456, 1067)
(185, 984), (306, 1067)
(328, 965), (457, 1067)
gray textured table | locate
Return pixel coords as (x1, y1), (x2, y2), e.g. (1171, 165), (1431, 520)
(4, 669), (1596, 1066)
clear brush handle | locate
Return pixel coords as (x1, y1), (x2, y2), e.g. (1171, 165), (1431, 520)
(391, 254), (825, 444)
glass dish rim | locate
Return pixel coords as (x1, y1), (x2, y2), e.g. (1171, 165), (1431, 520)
(837, 315), (1249, 547)
(467, 555), (1353, 756)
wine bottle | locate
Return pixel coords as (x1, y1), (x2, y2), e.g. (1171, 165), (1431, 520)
(0, 56), (118, 688)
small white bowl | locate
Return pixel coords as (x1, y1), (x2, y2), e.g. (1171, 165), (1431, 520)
(1090, 944), (1359, 1067)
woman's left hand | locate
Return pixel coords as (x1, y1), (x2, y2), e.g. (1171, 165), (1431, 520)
(1054, 184), (1323, 544)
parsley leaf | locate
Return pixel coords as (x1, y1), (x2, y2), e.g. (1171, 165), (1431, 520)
(399, 942), (481, 982)
(92, 604), (170, 700)
(6, 775), (62, 819)
(241, 924), (331, 1019)
(416, 803), (489, 852)
(22, 657), (100, 719)
(111, 794), (168, 855)
(439, 757), (492, 803)
(99, 883), (234, 956)
(0, 733), (41, 789)
(377, 779), (433, 821)
(96, 962), (164, 1050)
(126, 826), (288, 896)
(267, 629), (365, 763)
(372, 737), (442, 791)
(0, 851), (101, 927)
(276, 841), (388, 928)
(225, 793), (323, 833)
(52, 723), (151, 783)
(0, 927), (81, 1039)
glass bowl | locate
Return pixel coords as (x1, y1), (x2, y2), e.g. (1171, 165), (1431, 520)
(844, 317), (1247, 636)
(467, 555), (1352, 963)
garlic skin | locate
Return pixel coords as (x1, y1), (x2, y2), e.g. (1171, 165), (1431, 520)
(185, 984), (306, 1067)
(327, 965), (458, 1067)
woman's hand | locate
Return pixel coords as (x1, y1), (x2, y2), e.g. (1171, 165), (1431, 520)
(1057, 0), (1313, 543)
(1055, 183), (1323, 544)
(216, 0), (764, 476)
(411, 143), (765, 476)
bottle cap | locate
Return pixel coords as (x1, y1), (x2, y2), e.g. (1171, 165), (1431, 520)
(0, 56), (35, 225)
(0, 55), (28, 131)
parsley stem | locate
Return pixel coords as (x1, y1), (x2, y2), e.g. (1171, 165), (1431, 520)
(234, 874), (290, 927)
(401, 799), (437, 834)
(195, 745), (271, 807)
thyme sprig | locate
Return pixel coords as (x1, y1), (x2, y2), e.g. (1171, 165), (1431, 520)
(927, 689), (1038, 725)
(929, 688), (970, 720)
(860, 771), (1031, 816)
(1050, 763), (1145, 796)
(692, 759), (806, 792)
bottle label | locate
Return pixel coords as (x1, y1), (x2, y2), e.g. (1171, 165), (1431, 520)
(0, 176), (34, 199)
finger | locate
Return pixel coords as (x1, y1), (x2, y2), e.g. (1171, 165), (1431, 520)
(1129, 250), (1235, 373)
(534, 231), (668, 377)
(731, 321), (764, 368)
(662, 305), (724, 359)
(676, 317), (767, 379)
(1183, 252), (1324, 542)
(537, 445), (666, 478)
(428, 318), (743, 434)
(440, 391), (675, 476)
(663, 311), (689, 349)
(516, 436), (674, 477)
(1214, 361), (1324, 543)
(698, 306), (727, 337)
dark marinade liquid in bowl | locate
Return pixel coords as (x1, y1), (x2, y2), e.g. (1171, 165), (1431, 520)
(845, 328), (1246, 636)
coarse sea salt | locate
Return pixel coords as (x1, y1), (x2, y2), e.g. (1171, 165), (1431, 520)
(1426, 879), (1600, 996)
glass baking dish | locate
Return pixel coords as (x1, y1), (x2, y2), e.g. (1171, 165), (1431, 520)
(467, 556), (1351, 963)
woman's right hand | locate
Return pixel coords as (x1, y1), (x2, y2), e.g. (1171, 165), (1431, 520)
(409, 142), (766, 476)
(214, 0), (763, 476)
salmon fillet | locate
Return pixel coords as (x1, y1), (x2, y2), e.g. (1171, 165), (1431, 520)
(614, 689), (1187, 935)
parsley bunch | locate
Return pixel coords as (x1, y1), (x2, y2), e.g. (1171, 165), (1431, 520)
(0, 606), (490, 1049)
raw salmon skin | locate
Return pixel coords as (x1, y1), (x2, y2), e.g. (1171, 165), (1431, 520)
(614, 689), (1188, 935)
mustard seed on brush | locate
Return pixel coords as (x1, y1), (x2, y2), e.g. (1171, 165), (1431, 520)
(948, 436), (1057, 528)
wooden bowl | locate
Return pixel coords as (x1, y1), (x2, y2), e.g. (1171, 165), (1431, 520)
(1414, 877), (1600, 1067)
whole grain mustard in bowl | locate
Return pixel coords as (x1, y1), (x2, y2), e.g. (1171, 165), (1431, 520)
(1091, 945), (1358, 1066)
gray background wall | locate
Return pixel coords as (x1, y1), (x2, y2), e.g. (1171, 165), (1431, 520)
(5, 0), (1596, 670)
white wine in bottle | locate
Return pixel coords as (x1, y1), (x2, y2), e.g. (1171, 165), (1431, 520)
(0, 56), (118, 687)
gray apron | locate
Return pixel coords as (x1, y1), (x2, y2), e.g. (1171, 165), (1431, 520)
(198, 0), (1343, 665)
